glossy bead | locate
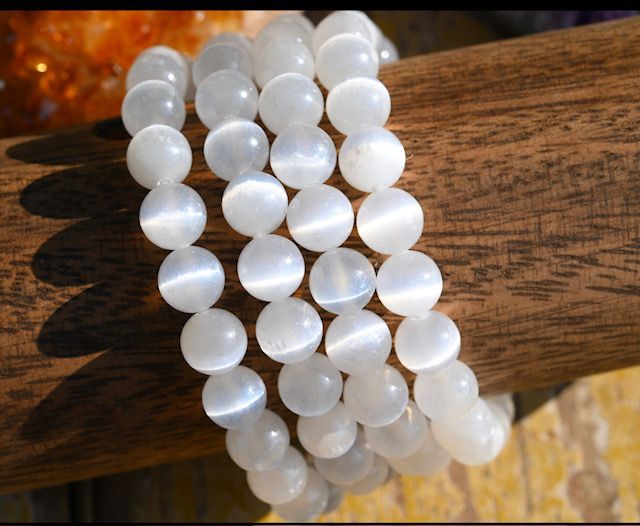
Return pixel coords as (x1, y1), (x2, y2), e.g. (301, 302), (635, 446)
(209, 32), (253, 55)
(121, 79), (186, 136)
(379, 36), (399, 64)
(246, 446), (308, 505)
(313, 431), (375, 486)
(222, 171), (287, 237)
(254, 37), (314, 89)
(345, 11), (383, 52)
(342, 454), (389, 495)
(180, 308), (246, 375)
(272, 467), (328, 522)
(297, 401), (358, 459)
(323, 483), (345, 514)
(253, 18), (311, 55)
(325, 310), (391, 376)
(275, 12), (315, 35)
(139, 45), (190, 76)
(386, 426), (452, 476)
(126, 51), (188, 98)
(485, 393), (515, 422)
(192, 42), (253, 87)
(157, 246), (225, 313)
(256, 297), (322, 364)
(316, 34), (379, 90)
(312, 11), (372, 55)
(431, 398), (495, 453)
(237, 235), (304, 302)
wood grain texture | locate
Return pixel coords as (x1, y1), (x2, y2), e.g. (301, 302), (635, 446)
(0, 18), (639, 495)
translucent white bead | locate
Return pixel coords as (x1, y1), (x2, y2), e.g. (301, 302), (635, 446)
(225, 409), (290, 471)
(258, 73), (323, 135)
(325, 310), (391, 376)
(203, 118), (268, 182)
(343, 364), (409, 427)
(316, 34), (379, 90)
(363, 400), (427, 459)
(192, 42), (253, 87)
(312, 11), (372, 55)
(386, 426), (452, 476)
(194, 70), (258, 129)
(157, 246), (225, 313)
(272, 467), (328, 522)
(297, 401), (358, 459)
(345, 11), (383, 53)
(314, 431), (375, 486)
(126, 125), (192, 189)
(256, 297), (322, 364)
(431, 398), (495, 453)
(202, 365), (266, 429)
(121, 79), (185, 136)
(270, 124), (336, 190)
(209, 32), (253, 55)
(309, 248), (376, 315)
(379, 36), (399, 64)
(246, 446), (308, 505)
(254, 37), (314, 90)
(323, 483), (345, 514)
(139, 45), (190, 75)
(237, 235), (304, 302)
(139, 183), (206, 250)
(338, 126), (405, 192)
(222, 171), (287, 237)
(126, 52), (188, 98)
(275, 13), (315, 35)
(394, 311), (461, 374)
(485, 393), (515, 422)
(342, 454), (389, 495)
(180, 308), (247, 375)
(357, 188), (423, 255)
(287, 185), (354, 252)
(278, 354), (343, 417)
(253, 18), (311, 56)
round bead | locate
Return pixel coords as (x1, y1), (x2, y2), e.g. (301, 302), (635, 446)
(386, 426), (452, 476)
(222, 171), (287, 237)
(256, 297), (322, 364)
(246, 446), (308, 505)
(394, 311), (461, 374)
(126, 125), (192, 189)
(278, 353), (343, 417)
(270, 124), (336, 190)
(139, 45), (189, 76)
(209, 32), (253, 54)
(126, 52), (188, 98)
(192, 42), (253, 87)
(357, 188), (423, 255)
(338, 126), (405, 192)
(345, 11), (383, 52)
(139, 183), (206, 250)
(431, 398), (495, 453)
(316, 34), (379, 90)
(180, 308), (247, 375)
(485, 393), (515, 422)
(325, 309), (391, 376)
(121, 79), (185, 136)
(157, 246), (225, 313)
(297, 401), (358, 459)
(313, 431), (374, 486)
(275, 13), (315, 35)
(342, 454), (389, 495)
(312, 11), (372, 55)
(309, 248), (376, 315)
(272, 467), (328, 522)
(254, 37), (314, 89)
(287, 185), (354, 252)
(323, 483), (345, 514)
(379, 36), (399, 64)
(253, 18), (311, 55)
(202, 365), (266, 429)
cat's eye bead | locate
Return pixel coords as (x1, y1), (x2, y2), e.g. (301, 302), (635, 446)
(386, 425), (452, 477)
(139, 45), (189, 76)
(297, 402), (358, 459)
(341, 454), (389, 495)
(275, 13), (315, 35)
(431, 398), (495, 453)
(316, 33), (379, 90)
(246, 446), (308, 505)
(192, 42), (253, 87)
(312, 11), (372, 55)
(126, 51), (188, 98)
(272, 467), (329, 522)
(313, 430), (375, 486)
(121, 79), (186, 136)
(252, 17), (311, 56)
(323, 483), (345, 514)
(195, 70), (258, 129)
(208, 32), (253, 55)
(254, 37), (315, 90)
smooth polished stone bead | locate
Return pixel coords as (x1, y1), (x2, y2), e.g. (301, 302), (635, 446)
(203, 118), (268, 182)
(202, 365), (266, 429)
(345, 11), (383, 52)
(316, 34), (379, 90)
(309, 248), (376, 315)
(314, 431), (375, 486)
(297, 401), (358, 459)
(222, 171), (287, 237)
(485, 393), (515, 422)
(139, 183), (206, 250)
(357, 188), (423, 255)
(195, 70), (258, 129)
(343, 364), (409, 427)
(342, 454), (389, 495)
(253, 18), (311, 56)
(275, 12), (314, 35)
(338, 126), (405, 192)
(325, 310), (391, 376)
(278, 353), (343, 417)
(258, 73), (323, 135)
(121, 79), (186, 136)
(431, 398), (495, 453)
(126, 125), (192, 189)
(180, 308), (246, 375)
(247, 446), (308, 505)
(273, 467), (328, 522)
(312, 11), (372, 55)
(139, 45), (190, 75)
(394, 311), (461, 374)
(157, 246), (225, 313)
(386, 426), (452, 476)
(126, 52), (188, 98)
(225, 409), (290, 471)
(379, 36), (399, 64)
(209, 32), (253, 55)
(256, 297), (322, 364)
(192, 42), (253, 87)
(237, 235), (304, 302)
(287, 184), (354, 252)
(323, 483), (345, 514)
(270, 124), (336, 190)
(254, 37), (314, 90)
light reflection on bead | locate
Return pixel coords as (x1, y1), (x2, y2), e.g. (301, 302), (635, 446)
(313, 430), (375, 486)
(272, 467), (328, 522)
(126, 52), (188, 99)
(192, 42), (254, 87)
(297, 401), (358, 459)
(254, 37), (315, 90)
(316, 33), (379, 90)
(121, 79), (186, 136)
(386, 424), (452, 476)
(247, 446), (309, 505)
(312, 11), (372, 55)
(431, 398), (495, 453)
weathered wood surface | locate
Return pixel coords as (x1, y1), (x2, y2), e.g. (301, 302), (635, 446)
(0, 18), (639, 495)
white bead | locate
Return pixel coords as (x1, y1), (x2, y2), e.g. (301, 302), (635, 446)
(270, 124), (336, 190)
(209, 32), (253, 55)
(325, 309), (391, 376)
(126, 52), (188, 98)
(343, 364), (409, 427)
(485, 393), (515, 422)
(180, 308), (246, 375)
(246, 446), (308, 505)
(342, 454), (389, 495)
(278, 354), (343, 417)
(256, 297), (322, 364)
(157, 246), (225, 314)
(202, 365), (266, 429)
(309, 248), (376, 315)
(225, 409), (289, 471)
(313, 430), (374, 486)
(394, 311), (461, 374)
(379, 36), (399, 64)
(323, 483), (345, 514)
(274, 13), (315, 35)
(222, 171), (287, 237)
(297, 401), (358, 459)
(126, 125), (192, 189)
(258, 73), (323, 135)
(253, 18), (311, 56)
(287, 185), (354, 252)
(316, 34), (379, 90)
(386, 426), (452, 476)
(237, 235), (305, 302)
(139, 183), (206, 250)
(254, 37), (314, 90)
(139, 45), (190, 76)
(357, 188), (423, 255)
(203, 118), (268, 182)
(326, 77), (390, 136)
(312, 11), (372, 55)
(363, 400), (427, 459)
(338, 126), (405, 192)
(345, 11), (383, 53)
(121, 79), (185, 136)
(192, 42), (253, 87)
(272, 468), (329, 522)
(194, 70), (258, 129)
(431, 398), (495, 453)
